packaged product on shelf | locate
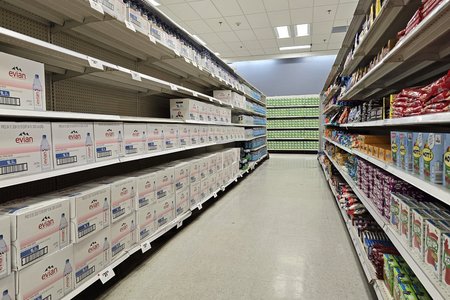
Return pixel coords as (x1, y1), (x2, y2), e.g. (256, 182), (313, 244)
(0, 274), (14, 300)
(52, 122), (95, 168)
(424, 219), (450, 278)
(54, 183), (110, 243)
(125, 3), (149, 35)
(131, 170), (156, 210)
(154, 166), (175, 200)
(199, 102), (208, 122)
(0, 122), (53, 179)
(190, 126), (200, 145)
(136, 203), (157, 242)
(111, 213), (136, 262)
(422, 133), (444, 184)
(0, 216), (10, 278)
(169, 98), (200, 121)
(391, 132), (400, 167)
(123, 123), (146, 156)
(444, 133), (450, 188)
(199, 126), (208, 144)
(97, 176), (136, 223)
(146, 124), (164, 153)
(208, 126), (216, 143)
(16, 245), (74, 300)
(442, 233), (450, 287)
(156, 195), (174, 229)
(399, 132), (413, 172)
(168, 160), (190, 192)
(200, 177), (209, 200)
(411, 209), (443, 259)
(398, 195), (421, 246)
(390, 194), (402, 233)
(0, 52), (46, 111)
(189, 182), (201, 207)
(189, 159), (200, 185)
(73, 228), (110, 287)
(413, 132), (424, 177)
(199, 157), (208, 180)
(93, 0), (126, 21)
(163, 124), (179, 150)
(93, 122), (123, 161)
(175, 188), (189, 217)
(178, 125), (190, 147)
(213, 90), (232, 104)
(383, 254), (399, 294)
(0, 196), (69, 270)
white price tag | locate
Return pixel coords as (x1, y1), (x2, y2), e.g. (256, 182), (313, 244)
(170, 84), (178, 91)
(193, 61), (198, 67)
(124, 20), (136, 32)
(192, 91), (198, 97)
(174, 49), (180, 56)
(87, 57), (104, 70)
(177, 221), (183, 229)
(99, 267), (115, 284)
(199, 65), (203, 71)
(184, 57), (190, 63)
(149, 34), (156, 44)
(141, 240), (151, 253)
(211, 73), (216, 78)
(217, 100), (222, 105)
(89, 0), (104, 14)
(208, 97), (214, 102)
(131, 71), (141, 82)
(197, 203), (203, 210)
(231, 105), (234, 109)
(213, 193), (218, 198)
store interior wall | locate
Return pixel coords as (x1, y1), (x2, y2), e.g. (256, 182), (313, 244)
(230, 55), (336, 96)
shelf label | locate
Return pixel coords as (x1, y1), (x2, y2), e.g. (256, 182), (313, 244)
(177, 221), (183, 229)
(174, 49), (180, 56)
(213, 193), (218, 198)
(193, 61), (198, 67)
(192, 91), (198, 97)
(99, 267), (115, 284)
(208, 97), (214, 102)
(141, 240), (151, 253)
(170, 84), (178, 91)
(131, 71), (141, 82)
(217, 100), (222, 105)
(197, 203), (203, 210)
(149, 34), (156, 44)
(89, 0), (104, 14)
(124, 20), (136, 32)
(199, 65), (203, 71)
(211, 73), (216, 78)
(231, 105), (234, 109)
(87, 57), (104, 70)
(184, 57), (190, 64)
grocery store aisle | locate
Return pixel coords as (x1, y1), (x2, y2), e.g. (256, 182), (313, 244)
(99, 154), (374, 300)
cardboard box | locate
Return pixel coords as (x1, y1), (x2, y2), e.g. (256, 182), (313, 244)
(413, 132), (424, 177)
(0, 274), (14, 300)
(390, 194), (401, 233)
(178, 125), (190, 147)
(136, 203), (157, 242)
(0, 122), (53, 178)
(444, 134), (450, 188)
(175, 188), (189, 217)
(169, 161), (190, 192)
(199, 126), (208, 144)
(391, 132), (400, 167)
(199, 157), (208, 181)
(425, 219), (450, 278)
(189, 182), (201, 207)
(190, 126), (200, 145)
(132, 171), (156, 210)
(423, 133), (444, 184)
(163, 125), (179, 150)
(146, 124), (164, 153)
(442, 233), (450, 287)
(0, 196), (70, 270)
(200, 179), (209, 200)
(56, 184), (110, 243)
(123, 123), (146, 156)
(111, 213), (136, 262)
(98, 176), (136, 223)
(94, 0), (126, 21)
(169, 98), (200, 121)
(17, 245), (74, 300)
(74, 228), (110, 287)
(411, 209), (443, 260)
(399, 132), (413, 172)
(213, 90), (232, 103)
(0, 216), (11, 278)
(0, 51), (46, 111)
(208, 126), (216, 143)
(154, 166), (174, 200)
(93, 122), (123, 161)
(189, 159), (201, 184)
(398, 195), (420, 246)
(126, 5), (149, 35)
(156, 195), (174, 229)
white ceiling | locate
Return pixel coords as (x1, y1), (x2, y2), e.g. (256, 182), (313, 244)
(156, 0), (358, 62)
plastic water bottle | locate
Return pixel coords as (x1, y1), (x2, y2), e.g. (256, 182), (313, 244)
(40, 135), (51, 171)
(118, 130), (123, 156)
(130, 220), (136, 244)
(0, 235), (8, 276)
(85, 133), (94, 163)
(32, 74), (43, 110)
(103, 237), (110, 263)
(59, 213), (68, 246)
(102, 197), (109, 226)
(142, 131), (147, 149)
(63, 259), (73, 295)
(1, 289), (11, 300)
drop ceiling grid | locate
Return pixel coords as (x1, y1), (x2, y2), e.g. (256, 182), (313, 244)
(158, 0), (357, 60)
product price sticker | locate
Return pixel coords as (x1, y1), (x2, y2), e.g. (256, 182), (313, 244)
(197, 203), (203, 210)
(99, 267), (115, 284)
(141, 240), (151, 253)
(149, 34), (157, 44)
(124, 20), (136, 32)
(177, 221), (183, 229)
(170, 84), (178, 91)
(131, 71), (141, 82)
(88, 57), (104, 70)
(184, 57), (190, 64)
(89, 0), (104, 14)
(192, 91), (198, 97)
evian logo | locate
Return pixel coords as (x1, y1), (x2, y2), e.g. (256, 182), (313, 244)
(38, 216), (55, 230)
(145, 181), (152, 189)
(163, 202), (169, 209)
(9, 66), (26, 80)
(41, 265), (58, 280)
(88, 241), (100, 253)
(120, 187), (128, 197)
(162, 176), (168, 183)
(105, 129), (115, 138)
(15, 132), (33, 144)
(146, 212), (153, 220)
(68, 130), (82, 140)
(119, 223), (128, 232)
(132, 130), (140, 137)
(89, 199), (100, 210)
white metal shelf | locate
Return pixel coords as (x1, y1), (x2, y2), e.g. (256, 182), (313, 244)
(323, 151), (450, 300)
(244, 144), (267, 153)
(244, 135), (267, 141)
(322, 104), (341, 115)
(323, 137), (450, 205)
(239, 154), (268, 175)
(267, 105), (319, 108)
(328, 112), (450, 127)
(322, 86), (339, 105)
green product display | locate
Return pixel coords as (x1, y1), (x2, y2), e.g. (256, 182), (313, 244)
(267, 96), (320, 107)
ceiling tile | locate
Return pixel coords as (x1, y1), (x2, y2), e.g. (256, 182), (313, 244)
(225, 15), (251, 30)
(294, 36), (312, 45)
(242, 40), (263, 50)
(328, 32), (345, 44)
(312, 21), (333, 35)
(288, 0), (314, 8)
(253, 27), (276, 39)
(312, 33), (331, 44)
(249, 48), (266, 55)
(290, 7), (313, 24)
(166, 3), (201, 21)
(328, 42), (343, 50)
(258, 39), (279, 48)
(333, 19), (350, 27)
(313, 5), (337, 22)
(263, 0), (289, 11)
(204, 18), (232, 32)
(246, 13), (271, 29)
(335, 2), (358, 19)
(184, 19), (214, 34)
(311, 43), (328, 51)
(198, 32), (223, 44)
(277, 38), (295, 47)
(211, 0), (243, 16)
(267, 10), (291, 27)
(235, 29), (257, 41)
(189, 0), (222, 19)
(236, 0), (266, 14)
(315, 0), (340, 6)
(227, 41), (246, 50)
(217, 31), (241, 42)
(207, 42), (232, 52)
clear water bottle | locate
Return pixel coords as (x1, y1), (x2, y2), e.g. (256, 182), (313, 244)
(142, 131), (147, 150)
(130, 220), (136, 244)
(32, 74), (43, 110)
(0, 235), (8, 276)
(103, 237), (110, 263)
(40, 134), (51, 171)
(118, 130), (123, 156)
(1, 289), (11, 300)
(85, 132), (94, 163)
(59, 213), (68, 246)
(102, 197), (109, 226)
(63, 259), (73, 295)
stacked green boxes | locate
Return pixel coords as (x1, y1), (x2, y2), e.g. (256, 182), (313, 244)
(268, 141), (319, 150)
(267, 107), (320, 118)
(267, 118), (318, 128)
(267, 95), (320, 106)
(268, 130), (319, 139)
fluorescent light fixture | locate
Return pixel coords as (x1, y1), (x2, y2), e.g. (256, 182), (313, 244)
(295, 24), (310, 37)
(192, 35), (207, 46)
(275, 26), (290, 39)
(144, 0), (161, 6)
(279, 45), (311, 51)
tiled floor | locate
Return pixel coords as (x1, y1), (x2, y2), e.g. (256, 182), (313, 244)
(96, 154), (375, 300)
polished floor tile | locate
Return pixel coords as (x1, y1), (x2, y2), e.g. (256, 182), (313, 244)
(96, 154), (375, 300)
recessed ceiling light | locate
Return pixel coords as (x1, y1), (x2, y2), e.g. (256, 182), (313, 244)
(145, 0), (161, 6)
(275, 26), (290, 39)
(192, 35), (207, 46)
(295, 24), (310, 37)
(279, 45), (311, 51)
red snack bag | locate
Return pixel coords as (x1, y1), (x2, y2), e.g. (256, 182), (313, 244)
(425, 91), (450, 105)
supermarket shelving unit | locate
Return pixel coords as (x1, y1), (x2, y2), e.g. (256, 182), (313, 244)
(320, 0), (450, 299)
(0, 1), (268, 299)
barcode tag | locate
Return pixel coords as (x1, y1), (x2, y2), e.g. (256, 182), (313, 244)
(170, 84), (178, 91)
(149, 34), (156, 44)
(192, 91), (198, 97)
(141, 240), (151, 253)
(125, 20), (136, 32)
(89, 0), (104, 14)
(184, 57), (190, 63)
(99, 267), (115, 284)
(197, 203), (203, 210)
(88, 57), (104, 70)
(131, 71), (141, 81)
(177, 221), (183, 229)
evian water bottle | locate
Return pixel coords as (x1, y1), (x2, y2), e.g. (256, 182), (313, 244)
(85, 133), (94, 163)
(0, 234), (8, 276)
(32, 74), (43, 110)
(1, 289), (11, 300)
(40, 135), (51, 171)
(103, 237), (110, 263)
(63, 259), (73, 295)
(118, 130), (123, 156)
(59, 213), (68, 246)
(103, 197), (109, 225)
